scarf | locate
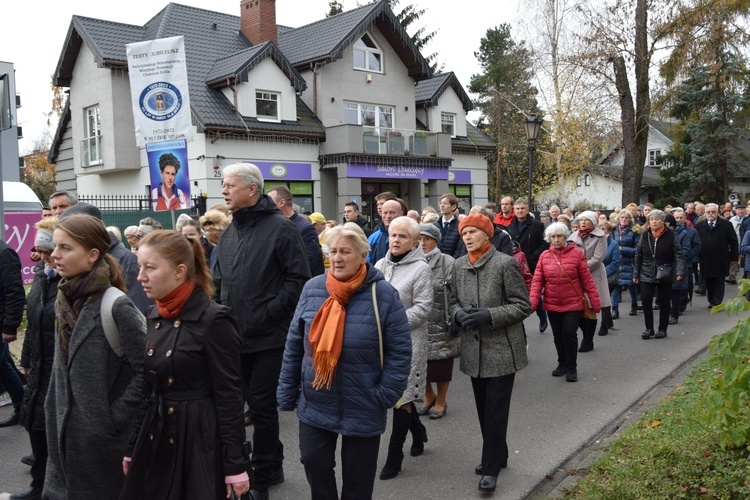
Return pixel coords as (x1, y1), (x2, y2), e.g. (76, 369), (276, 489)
(468, 241), (492, 264)
(308, 264), (368, 390)
(424, 247), (440, 263)
(55, 259), (112, 364)
(578, 225), (596, 238)
(156, 281), (195, 319)
(651, 225), (666, 240)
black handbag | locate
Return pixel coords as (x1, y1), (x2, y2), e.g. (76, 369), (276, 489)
(655, 263), (673, 283)
(607, 271), (620, 289)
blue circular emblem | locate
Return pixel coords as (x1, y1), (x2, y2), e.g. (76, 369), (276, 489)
(270, 164), (288, 178)
(139, 82), (182, 121)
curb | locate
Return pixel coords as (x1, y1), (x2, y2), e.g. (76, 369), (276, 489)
(525, 346), (709, 499)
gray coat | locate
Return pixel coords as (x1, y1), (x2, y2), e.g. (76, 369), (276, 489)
(425, 251), (459, 361)
(568, 228), (612, 308)
(449, 248), (531, 378)
(376, 248), (433, 404)
(44, 292), (146, 500)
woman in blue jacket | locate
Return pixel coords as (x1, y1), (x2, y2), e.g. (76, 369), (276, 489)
(599, 221), (620, 336)
(278, 223), (411, 500)
(612, 210), (642, 318)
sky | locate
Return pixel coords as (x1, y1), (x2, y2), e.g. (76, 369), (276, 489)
(2, 0), (521, 155)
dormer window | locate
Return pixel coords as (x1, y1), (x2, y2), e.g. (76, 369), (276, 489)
(256, 91), (279, 121)
(441, 113), (456, 137)
(353, 33), (382, 72)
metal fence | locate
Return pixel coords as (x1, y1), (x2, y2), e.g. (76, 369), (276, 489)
(77, 195), (207, 233)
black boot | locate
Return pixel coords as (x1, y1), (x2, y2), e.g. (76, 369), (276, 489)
(598, 307), (611, 336)
(380, 408), (411, 480)
(409, 408), (428, 456)
(578, 318), (595, 352)
(611, 307), (619, 320)
(629, 304), (638, 316)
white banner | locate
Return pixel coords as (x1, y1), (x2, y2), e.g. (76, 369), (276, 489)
(126, 36), (193, 146)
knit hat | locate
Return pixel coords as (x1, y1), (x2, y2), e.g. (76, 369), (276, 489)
(175, 213), (194, 232)
(664, 214), (677, 228)
(35, 228), (55, 251)
(419, 223), (441, 243)
(579, 210), (598, 225)
(58, 202), (103, 221)
(540, 210), (551, 218)
(458, 213), (494, 238)
(309, 212), (326, 224)
(124, 226), (140, 237)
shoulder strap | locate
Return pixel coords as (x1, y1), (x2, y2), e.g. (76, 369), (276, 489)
(551, 252), (586, 302)
(101, 287), (126, 357)
(371, 282), (383, 369)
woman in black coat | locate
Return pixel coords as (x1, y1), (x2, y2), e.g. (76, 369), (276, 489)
(120, 230), (250, 500)
(15, 221), (60, 500)
(633, 210), (687, 340)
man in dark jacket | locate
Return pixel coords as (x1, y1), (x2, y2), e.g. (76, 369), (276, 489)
(0, 239), (26, 428)
(344, 202), (372, 237)
(434, 193), (466, 258)
(268, 185), (324, 277)
(368, 199), (402, 263)
(215, 164), (311, 499)
(507, 199), (547, 331)
(695, 203), (739, 307)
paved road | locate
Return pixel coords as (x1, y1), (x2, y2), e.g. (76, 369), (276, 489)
(0, 285), (745, 499)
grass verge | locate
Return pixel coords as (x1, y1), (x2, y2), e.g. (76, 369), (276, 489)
(564, 357), (750, 499)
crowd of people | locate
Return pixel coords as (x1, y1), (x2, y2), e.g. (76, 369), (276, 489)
(0, 170), (744, 499)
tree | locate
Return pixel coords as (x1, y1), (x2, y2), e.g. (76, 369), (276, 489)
(469, 24), (543, 205)
(21, 132), (56, 204)
(326, 1), (344, 16)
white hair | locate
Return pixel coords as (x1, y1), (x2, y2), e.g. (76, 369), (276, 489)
(222, 163), (264, 191)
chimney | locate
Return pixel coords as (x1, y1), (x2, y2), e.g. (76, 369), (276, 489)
(240, 0), (278, 46)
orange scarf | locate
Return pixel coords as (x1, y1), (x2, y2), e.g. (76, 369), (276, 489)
(468, 241), (493, 264)
(156, 281), (195, 319)
(308, 264), (368, 390)
(651, 226), (666, 239)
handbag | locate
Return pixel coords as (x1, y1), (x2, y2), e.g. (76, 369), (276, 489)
(655, 263), (673, 283)
(552, 253), (598, 320)
(607, 271), (620, 289)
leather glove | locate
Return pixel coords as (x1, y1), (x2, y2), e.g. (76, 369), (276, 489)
(454, 309), (470, 328)
(462, 308), (492, 330)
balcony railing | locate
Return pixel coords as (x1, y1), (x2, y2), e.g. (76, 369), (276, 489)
(80, 135), (103, 166)
(321, 125), (451, 158)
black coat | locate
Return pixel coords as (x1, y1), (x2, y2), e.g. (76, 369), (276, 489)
(506, 217), (546, 273)
(20, 266), (60, 431)
(456, 224), (514, 258)
(214, 195), (311, 352)
(434, 217), (466, 259)
(0, 240), (25, 334)
(354, 214), (373, 237)
(695, 218), (739, 278)
(291, 213), (325, 277)
(120, 289), (248, 500)
(633, 228), (687, 284)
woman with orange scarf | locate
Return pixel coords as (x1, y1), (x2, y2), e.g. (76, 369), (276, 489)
(120, 231), (250, 500)
(277, 223), (411, 499)
(448, 214), (532, 494)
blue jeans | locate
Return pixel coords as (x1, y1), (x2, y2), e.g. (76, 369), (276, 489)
(611, 284), (639, 308)
(0, 343), (24, 411)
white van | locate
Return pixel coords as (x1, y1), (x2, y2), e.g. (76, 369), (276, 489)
(2, 181), (43, 211)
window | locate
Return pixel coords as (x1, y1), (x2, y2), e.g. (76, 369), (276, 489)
(81, 105), (102, 166)
(353, 33), (382, 72)
(343, 102), (394, 129)
(648, 149), (662, 167)
(256, 91), (279, 121)
(441, 113), (456, 136)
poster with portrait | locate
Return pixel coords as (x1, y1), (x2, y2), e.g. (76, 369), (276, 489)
(147, 139), (190, 211)
(126, 36), (193, 147)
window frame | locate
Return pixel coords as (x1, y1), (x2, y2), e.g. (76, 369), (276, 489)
(441, 113), (456, 137)
(353, 33), (383, 73)
(82, 105), (102, 166)
(648, 148), (662, 167)
(343, 101), (395, 129)
(256, 91), (280, 122)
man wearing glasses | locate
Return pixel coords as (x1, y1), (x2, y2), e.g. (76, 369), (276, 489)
(343, 202), (372, 237)
(695, 203), (739, 307)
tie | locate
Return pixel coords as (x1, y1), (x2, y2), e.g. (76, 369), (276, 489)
(444, 221), (450, 232)
(710, 222), (715, 229)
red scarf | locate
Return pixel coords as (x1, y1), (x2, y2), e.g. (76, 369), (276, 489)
(578, 225), (596, 238)
(308, 264), (368, 390)
(468, 241), (493, 264)
(156, 281), (195, 319)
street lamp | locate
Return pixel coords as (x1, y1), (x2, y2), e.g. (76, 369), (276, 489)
(524, 112), (543, 213)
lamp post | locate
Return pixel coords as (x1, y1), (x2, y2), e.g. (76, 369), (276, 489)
(524, 112), (543, 213)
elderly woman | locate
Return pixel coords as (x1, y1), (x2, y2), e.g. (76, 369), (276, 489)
(567, 211), (611, 352)
(613, 209), (642, 318)
(375, 216), (433, 480)
(416, 224), (458, 423)
(449, 214), (531, 494)
(277, 223), (411, 499)
(599, 221), (620, 335)
(530, 223), (600, 382)
(633, 210), (687, 339)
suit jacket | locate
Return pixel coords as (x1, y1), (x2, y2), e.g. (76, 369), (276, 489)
(695, 217), (739, 278)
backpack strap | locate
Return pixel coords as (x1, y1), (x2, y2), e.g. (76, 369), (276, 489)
(101, 287), (126, 357)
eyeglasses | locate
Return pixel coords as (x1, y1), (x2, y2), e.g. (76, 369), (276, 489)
(705, 210), (718, 214)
